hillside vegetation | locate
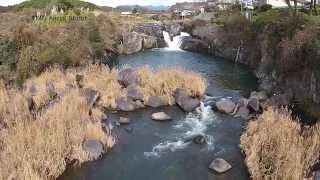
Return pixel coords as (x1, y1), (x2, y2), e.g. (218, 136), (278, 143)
(0, 9), (121, 85)
(14, 0), (98, 11)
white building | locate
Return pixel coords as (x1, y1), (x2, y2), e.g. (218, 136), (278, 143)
(121, 11), (133, 15)
(257, 0), (309, 8)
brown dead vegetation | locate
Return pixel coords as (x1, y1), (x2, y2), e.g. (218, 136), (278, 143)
(241, 108), (320, 180)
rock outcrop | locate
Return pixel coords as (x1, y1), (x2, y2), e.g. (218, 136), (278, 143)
(83, 140), (104, 161)
(175, 88), (200, 112)
(216, 99), (236, 114)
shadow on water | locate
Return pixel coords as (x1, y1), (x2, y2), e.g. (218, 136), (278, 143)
(59, 49), (257, 180)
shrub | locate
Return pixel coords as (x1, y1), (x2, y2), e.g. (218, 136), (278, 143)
(278, 26), (316, 73)
(241, 108), (320, 180)
(0, 39), (17, 67)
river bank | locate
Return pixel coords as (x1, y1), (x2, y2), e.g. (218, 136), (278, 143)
(160, 10), (320, 121)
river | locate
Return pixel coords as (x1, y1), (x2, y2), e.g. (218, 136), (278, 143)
(59, 49), (258, 180)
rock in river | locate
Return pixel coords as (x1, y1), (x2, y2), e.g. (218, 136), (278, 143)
(83, 140), (104, 161)
(192, 134), (207, 145)
(216, 99), (236, 114)
(152, 112), (172, 121)
(145, 96), (169, 108)
(234, 106), (250, 120)
(116, 97), (136, 112)
(118, 117), (130, 124)
(209, 158), (232, 173)
(175, 88), (200, 112)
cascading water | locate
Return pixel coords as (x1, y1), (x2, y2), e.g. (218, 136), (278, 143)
(144, 100), (218, 158)
(163, 31), (190, 51)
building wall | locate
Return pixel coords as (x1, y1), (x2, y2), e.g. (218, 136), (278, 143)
(266, 0), (288, 7)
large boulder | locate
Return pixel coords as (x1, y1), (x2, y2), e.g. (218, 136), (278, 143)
(234, 106), (251, 120)
(118, 32), (143, 55)
(152, 112), (172, 121)
(209, 158), (232, 173)
(145, 96), (169, 108)
(192, 134), (207, 145)
(143, 35), (157, 49)
(80, 88), (100, 107)
(83, 140), (104, 161)
(175, 89), (200, 112)
(118, 68), (140, 87)
(216, 99), (236, 114)
(250, 91), (268, 101)
(134, 100), (145, 109)
(118, 117), (130, 124)
(126, 85), (144, 101)
(116, 97), (136, 111)
(247, 98), (260, 112)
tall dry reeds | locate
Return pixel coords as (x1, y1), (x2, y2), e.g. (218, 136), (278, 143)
(241, 108), (320, 180)
(0, 81), (113, 180)
(137, 66), (207, 104)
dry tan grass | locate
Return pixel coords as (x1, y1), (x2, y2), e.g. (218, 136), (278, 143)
(241, 108), (320, 180)
(137, 66), (207, 104)
(23, 67), (75, 109)
(0, 89), (113, 180)
(0, 64), (206, 180)
(80, 65), (123, 109)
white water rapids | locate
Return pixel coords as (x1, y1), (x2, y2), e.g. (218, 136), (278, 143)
(144, 100), (220, 158)
(162, 31), (190, 51)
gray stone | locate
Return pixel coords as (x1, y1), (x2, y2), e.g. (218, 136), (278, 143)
(126, 85), (144, 100)
(83, 140), (104, 161)
(209, 158), (232, 173)
(115, 121), (121, 127)
(118, 68), (140, 87)
(234, 106), (250, 120)
(135, 100), (145, 109)
(119, 117), (130, 124)
(145, 96), (169, 108)
(116, 97), (136, 111)
(250, 91), (268, 101)
(152, 112), (172, 121)
(216, 99), (236, 114)
(80, 88), (100, 107)
(125, 127), (133, 133)
(192, 135), (206, 145)
(175, 89), (200, 112)
(248, 98), (260, 112)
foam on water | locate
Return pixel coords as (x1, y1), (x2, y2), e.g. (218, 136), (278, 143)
(144, 101), (218, 158)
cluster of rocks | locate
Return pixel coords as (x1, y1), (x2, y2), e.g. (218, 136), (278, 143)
(116, 68), (201, 113)
(213, 91), (268, 120)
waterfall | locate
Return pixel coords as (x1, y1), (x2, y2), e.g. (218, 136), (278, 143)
(162, 31), (190, 51)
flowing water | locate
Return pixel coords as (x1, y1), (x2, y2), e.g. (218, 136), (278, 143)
(60, 49), (258, 180)
(163, 31), (191, 51)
